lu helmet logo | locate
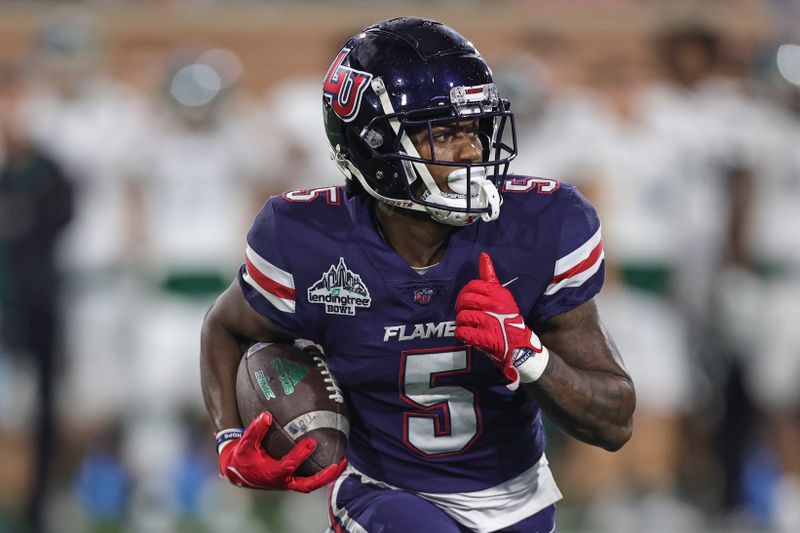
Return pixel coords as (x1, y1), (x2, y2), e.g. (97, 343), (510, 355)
(308, 257), (372, 316)
(323, 49), (373, 122)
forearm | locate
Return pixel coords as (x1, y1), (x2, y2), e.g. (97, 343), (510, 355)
(200, 312), (246, 433)
(522, 350), (635, 451)
(200, 282), (297, 433)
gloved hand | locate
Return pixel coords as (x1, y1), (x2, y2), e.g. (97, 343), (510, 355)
(455, 252), (550, 390)
(217, 411), (347, 493)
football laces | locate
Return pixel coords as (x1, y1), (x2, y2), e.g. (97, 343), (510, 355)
(313, 356), (345, 403)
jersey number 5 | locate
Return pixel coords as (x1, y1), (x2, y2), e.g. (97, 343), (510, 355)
(400, 347), (482, 457)
(502, 177), (560, 194)
(282, 186), (341, 204)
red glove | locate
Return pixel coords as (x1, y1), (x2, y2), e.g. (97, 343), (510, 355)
(455, 252), (550, 390)
(217, 411), (347, 493)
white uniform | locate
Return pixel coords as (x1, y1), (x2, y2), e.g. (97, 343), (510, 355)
(745, 100), (800, 410)
(129, 109), (268, 416)
(640, 78), (762, 324)
(123, 104), (271, 530)
(572, 96), (694, 414)
(19, 77), (150, 425)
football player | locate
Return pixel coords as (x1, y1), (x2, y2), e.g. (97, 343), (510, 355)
(201, 17), (635, 532)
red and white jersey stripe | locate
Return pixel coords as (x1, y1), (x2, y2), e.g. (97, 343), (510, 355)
(242, 245), (296, 313)
(545, 227), (604, 296)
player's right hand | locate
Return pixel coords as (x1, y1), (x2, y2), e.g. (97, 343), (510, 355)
(455, 252), (550, 391)
(217, 411), (347, 493)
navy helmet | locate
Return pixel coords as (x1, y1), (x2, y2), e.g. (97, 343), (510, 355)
(322, 17), (517, 225)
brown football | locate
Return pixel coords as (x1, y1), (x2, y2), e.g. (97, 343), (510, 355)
(236, 342), (349, 476)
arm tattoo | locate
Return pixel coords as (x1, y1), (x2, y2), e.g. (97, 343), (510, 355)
(522, 300), (636, 450)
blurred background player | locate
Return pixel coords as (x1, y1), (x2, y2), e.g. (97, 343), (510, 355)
(640, 23), (765, 522)
(122, 48), (273, 532)
(10, 15), (152, 530)
(744, 37), (800, 531)
(539, 46), (699, 532)
(0, 61), (73, 533)
(17, 12), (150, 454)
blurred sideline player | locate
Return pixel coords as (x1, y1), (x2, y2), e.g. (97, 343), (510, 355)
(18, 14), (150, 434)
(747, 49), (800, 529)
(641, 24), (761, 335)
(0, 61), (74, 532)
(544, 51), (699, 531)
(124, 49), (272, 530)
(642, 24), (766, 516)
(201, 18), (635, 532)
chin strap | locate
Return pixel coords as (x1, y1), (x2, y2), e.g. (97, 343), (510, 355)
(478, 179), (502, 223)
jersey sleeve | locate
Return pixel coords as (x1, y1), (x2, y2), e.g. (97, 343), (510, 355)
(237, 199), (305, 337)
(532, 188), (605, 323)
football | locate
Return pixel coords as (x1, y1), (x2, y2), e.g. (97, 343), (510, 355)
(236, 342), (349, 476)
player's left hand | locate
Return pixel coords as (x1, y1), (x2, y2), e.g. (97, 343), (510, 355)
(455, 252), (550, 390)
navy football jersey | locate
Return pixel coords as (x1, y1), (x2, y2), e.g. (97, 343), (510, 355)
(238, 176), (604, 494)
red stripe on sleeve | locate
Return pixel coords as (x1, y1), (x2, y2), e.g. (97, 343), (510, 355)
(550, 239), (603, 284)
(245, 256), (296, 301)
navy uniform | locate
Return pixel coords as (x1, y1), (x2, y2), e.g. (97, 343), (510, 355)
(239, 177), (604, 532)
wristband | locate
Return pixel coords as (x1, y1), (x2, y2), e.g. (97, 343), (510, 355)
(215, 428), (245, 455)
(511, 346), (550, 383)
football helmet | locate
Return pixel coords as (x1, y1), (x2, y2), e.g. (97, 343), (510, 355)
(322, 17), (517, 225)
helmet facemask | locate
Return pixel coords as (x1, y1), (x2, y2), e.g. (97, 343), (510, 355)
(355, 79), (516, 226)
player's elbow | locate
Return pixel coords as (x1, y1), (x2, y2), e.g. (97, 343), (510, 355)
(599, 385), (635, 451)
(599, 419), (633, 451)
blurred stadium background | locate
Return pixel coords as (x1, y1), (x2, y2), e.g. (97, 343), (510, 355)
(1, 0), (799, 532)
